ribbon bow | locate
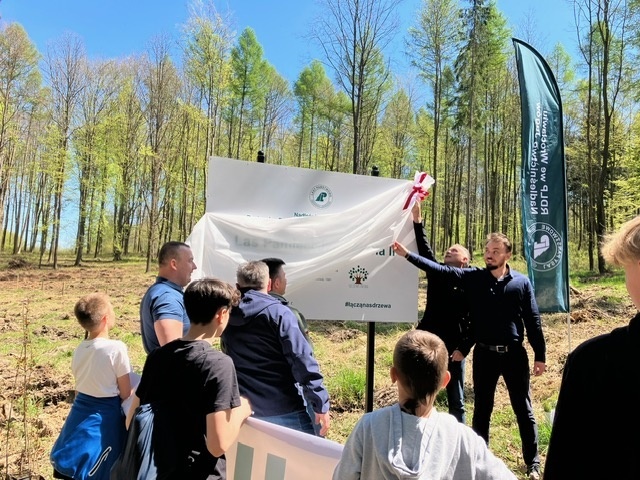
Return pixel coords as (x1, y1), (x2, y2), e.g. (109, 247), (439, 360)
(402, 172), (435, 210)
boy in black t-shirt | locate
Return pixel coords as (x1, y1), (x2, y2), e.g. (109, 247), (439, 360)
(125, 278), (251, 479)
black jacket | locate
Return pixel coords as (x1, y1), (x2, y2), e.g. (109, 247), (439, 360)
(544, 312), (640, 479)
(413, 222), (471, 354)
(406, 251), (546, 360)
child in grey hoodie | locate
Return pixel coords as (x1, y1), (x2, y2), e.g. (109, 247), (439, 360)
(333, 330), (516, 480)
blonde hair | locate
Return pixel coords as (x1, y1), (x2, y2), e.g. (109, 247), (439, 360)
(74, 293), (112, 331)
(601, 215), (640, 266)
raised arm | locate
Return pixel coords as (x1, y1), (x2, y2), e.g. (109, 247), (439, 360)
(412, 202), (436, 261)
(393, 241), (467, 279)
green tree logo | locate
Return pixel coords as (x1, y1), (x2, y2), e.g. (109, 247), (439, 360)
(348, 266), (368, 285)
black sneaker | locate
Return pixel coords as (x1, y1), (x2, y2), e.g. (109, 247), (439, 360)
(526, 464), (541, 480)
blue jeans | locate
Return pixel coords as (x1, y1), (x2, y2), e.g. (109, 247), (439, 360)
(447, 358), (466, 423)
(258, 409), (316, 436)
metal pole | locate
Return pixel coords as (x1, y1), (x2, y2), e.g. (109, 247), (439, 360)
(365, 165), (380, 413)
(365, 322), (375, 412)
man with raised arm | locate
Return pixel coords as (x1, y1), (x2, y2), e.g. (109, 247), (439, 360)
(393, 234), (546, 480)
(408, 202), (471, 423)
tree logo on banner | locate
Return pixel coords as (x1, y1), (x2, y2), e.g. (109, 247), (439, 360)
(348, 266), (368, 285)
(527, 222), (564, 272)
(309, 184), (333, 208)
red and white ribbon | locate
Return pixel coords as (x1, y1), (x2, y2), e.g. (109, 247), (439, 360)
(402, 172), (435, 210)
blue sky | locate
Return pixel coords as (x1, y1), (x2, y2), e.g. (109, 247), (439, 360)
(0, 0), (576, 249)
(1, 0), (577, 84)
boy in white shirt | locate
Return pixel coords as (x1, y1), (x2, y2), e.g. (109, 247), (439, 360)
(50, 293), (132, 480)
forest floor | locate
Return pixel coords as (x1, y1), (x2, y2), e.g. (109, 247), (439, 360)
(0, 254), (633, 480)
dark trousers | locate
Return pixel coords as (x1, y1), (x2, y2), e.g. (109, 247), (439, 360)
(471, 344), (540, 467)
(447, 357), (466, 423)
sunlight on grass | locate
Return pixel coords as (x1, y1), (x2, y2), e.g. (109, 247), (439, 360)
(326, 367), (366, 411)
(0, 249), (632, 479)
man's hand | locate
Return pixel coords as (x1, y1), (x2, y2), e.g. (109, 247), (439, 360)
(315, 411), (331, 437)
(392, 241), (409, 257)
(451, 350), (465, 362)
(533, 361), (546, 376)
(239, 396), (252, 421)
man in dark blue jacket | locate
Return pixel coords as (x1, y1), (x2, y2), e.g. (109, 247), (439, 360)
(410, 202), (471, 423)
(394, 233), (546, 480)
(221, 260), (331, 436)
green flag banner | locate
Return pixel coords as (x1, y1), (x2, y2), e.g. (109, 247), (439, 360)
(513, 38), (570, 313)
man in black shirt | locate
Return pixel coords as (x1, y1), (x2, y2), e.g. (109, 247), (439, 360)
(410, 202), (471, 423)
(393, 233), (546, 480)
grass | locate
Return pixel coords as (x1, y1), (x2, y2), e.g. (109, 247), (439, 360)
(0, 249), (634, 479)
(325, 367), (366, 411)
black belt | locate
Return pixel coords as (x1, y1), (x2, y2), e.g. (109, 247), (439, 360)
(476, 342), (518, 353)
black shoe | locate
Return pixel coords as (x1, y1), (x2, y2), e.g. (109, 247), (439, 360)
(526, 464), (541, 480)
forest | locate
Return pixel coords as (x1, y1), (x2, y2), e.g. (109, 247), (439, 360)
(0, 0), (638, 273)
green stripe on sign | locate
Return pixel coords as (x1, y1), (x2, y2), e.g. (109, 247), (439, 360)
(265, 453), (286, 480)
(233, 443), (254, 479)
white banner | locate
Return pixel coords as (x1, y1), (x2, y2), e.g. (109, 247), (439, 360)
(225, 417), (343, 480)
(187, 157), (419, 322)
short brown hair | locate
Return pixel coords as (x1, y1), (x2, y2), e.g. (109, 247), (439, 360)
(158, 241), (189, 266)
(393, 330), (448, 415)
(485, 233), (512, 253)
(74, 293), (112, 331)
(601, 215), (640, 266)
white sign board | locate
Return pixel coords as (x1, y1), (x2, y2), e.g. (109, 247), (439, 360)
(225, 417), (343, 480)
(187, 157), (419, 322)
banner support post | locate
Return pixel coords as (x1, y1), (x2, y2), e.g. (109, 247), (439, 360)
(365, 321), (375, 412)
(364, 166), (380, 413)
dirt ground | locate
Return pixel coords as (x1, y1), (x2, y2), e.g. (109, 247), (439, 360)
(0, 259), (634, 479)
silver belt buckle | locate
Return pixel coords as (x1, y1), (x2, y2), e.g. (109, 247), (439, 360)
(495, 345), (508, 353)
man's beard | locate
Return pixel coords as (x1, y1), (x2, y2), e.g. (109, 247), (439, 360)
(485, 263), (499, 271)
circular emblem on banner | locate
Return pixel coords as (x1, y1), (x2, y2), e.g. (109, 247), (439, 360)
(309, 184), (333, 209)
(527, 222), (563, 272)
